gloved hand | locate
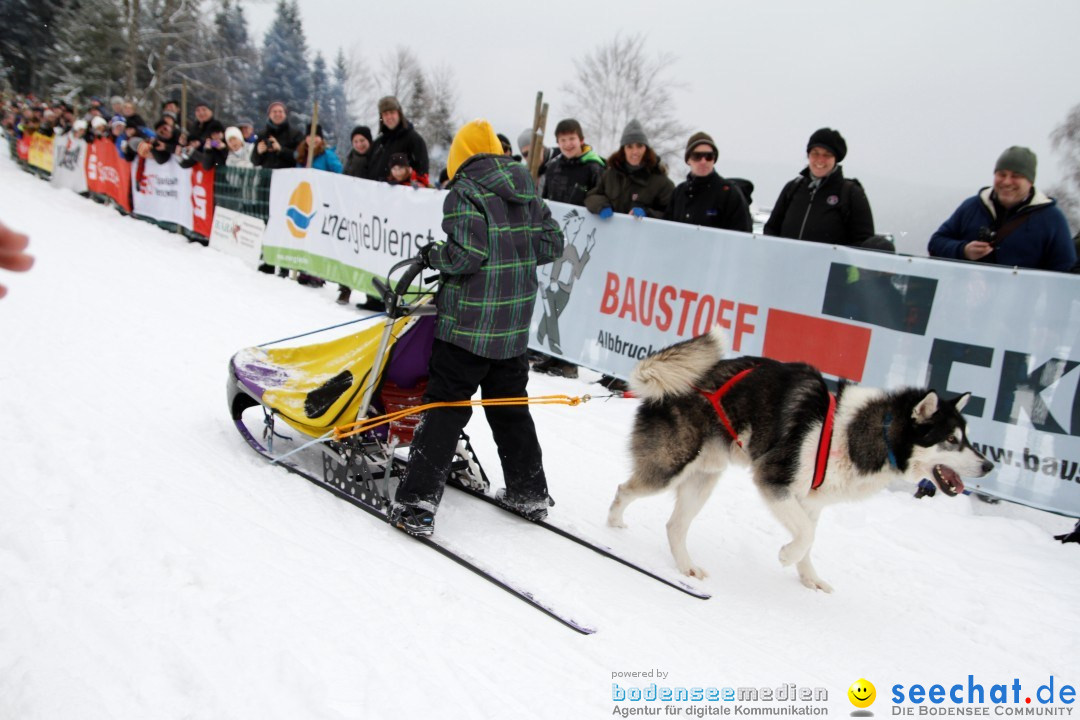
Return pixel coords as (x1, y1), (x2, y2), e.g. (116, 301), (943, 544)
(630, 206), (646, 219)
(598, 206), (614, 219)
(417, 242), (436, 269)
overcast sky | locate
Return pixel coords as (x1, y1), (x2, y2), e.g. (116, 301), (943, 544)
(245, 0), (1080, 246)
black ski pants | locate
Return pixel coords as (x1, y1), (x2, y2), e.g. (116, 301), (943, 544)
(395, 339), (548, 510)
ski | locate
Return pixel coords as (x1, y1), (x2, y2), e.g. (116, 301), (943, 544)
(448, 480), (711, 600)
(238, 428), (597, 635)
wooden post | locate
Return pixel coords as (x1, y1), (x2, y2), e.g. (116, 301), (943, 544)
(527, 92), (549, 182)
(180, 79), (187, 138)
(305, 100), (319, 169)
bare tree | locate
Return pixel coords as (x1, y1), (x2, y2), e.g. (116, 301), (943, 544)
(562, 33), (689, 168)
(1048, 102), (1080, 234)
(344, 44), (377, 123)
(377, 46), (423, 114)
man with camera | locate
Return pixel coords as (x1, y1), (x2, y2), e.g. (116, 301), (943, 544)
(252, 101), (303, 170)
(928, 146), (1076, 272)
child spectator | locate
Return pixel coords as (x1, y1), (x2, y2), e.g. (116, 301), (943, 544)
(224, 126), (254, 168)
(387, 152), (431, 188)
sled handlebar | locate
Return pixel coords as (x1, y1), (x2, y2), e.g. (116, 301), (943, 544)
(373, 257), (430, 318)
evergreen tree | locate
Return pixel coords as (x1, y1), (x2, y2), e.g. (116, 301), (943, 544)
(256, 0), (311, 125)
(310, 51), (331, 140)
(40, 0), (129, 103)
(328, 49), (351, 156)
(0, 0), (62, 93)
(208, 0), (259, 122)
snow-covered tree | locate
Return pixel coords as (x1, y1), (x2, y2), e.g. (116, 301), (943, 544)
(327, 49), (351, 152)
(1048, 102), (1080, 234)
(256, 0), (311, 123)
(40, 0), (129, 102)
(205, 0), (259, 122)
(0, 0), (61, 93)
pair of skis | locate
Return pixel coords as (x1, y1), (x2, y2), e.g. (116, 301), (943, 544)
(263, 439), (709, 635)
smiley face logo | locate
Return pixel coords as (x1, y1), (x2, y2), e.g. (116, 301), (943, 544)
(848, 679), (876, 709)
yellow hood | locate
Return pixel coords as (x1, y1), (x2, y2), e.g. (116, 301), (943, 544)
(446, 119), (502, 180)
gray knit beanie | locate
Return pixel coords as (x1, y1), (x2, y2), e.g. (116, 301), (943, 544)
(517, 128), (533, 153)
(994, 146), (1037, 182)
(619, 119), (649, 147)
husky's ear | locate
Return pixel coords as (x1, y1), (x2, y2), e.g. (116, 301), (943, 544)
(953, 392), (971, 412)
(913, 391), (939, 423)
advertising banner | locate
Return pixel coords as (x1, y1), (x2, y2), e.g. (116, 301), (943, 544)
(530, 207), (1080, 517)
(191, 165), (215, 238)
(86, 138), (132, 212)
(263, 169), (443, 295)
(131, 154), (193, 229)
(51, 132), (88, 193)
(209, 206), (265, 268)
(261, 170), (1080, 516)
(16, 134), (31, 161)
(28, 132), (54, 173)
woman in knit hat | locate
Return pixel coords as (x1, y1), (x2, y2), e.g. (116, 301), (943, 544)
(343, 125), (372, 178)
(584, 118), (674, 220)
(763, 127), (875, 246)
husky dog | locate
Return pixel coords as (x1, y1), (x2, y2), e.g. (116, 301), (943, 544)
(607, 327), (993, 592)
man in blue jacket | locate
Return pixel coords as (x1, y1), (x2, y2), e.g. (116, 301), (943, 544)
(928, 147), (1076, 272)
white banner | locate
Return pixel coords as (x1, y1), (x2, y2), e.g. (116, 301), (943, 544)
(50, 133), (87, 194)
(264, 169), (444, 294)
(261, 169), (1080, 517)
(210, 206), (265, 268)
(130, 155), (193, 230)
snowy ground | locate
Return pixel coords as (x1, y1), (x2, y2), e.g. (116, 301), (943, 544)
(1, 151), (1077, 720)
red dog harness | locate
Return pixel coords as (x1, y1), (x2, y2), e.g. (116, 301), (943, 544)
(696, 368), (836, 490)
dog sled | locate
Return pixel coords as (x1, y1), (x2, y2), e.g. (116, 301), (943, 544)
(227, 257), (493, 515)
(225, 257), (710, 633)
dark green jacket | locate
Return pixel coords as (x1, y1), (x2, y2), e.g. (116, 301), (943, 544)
(430, 154), (564, 359)
(584, 158), (675, 219)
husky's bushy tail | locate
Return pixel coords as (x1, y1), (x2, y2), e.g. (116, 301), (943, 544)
(630, 326), (727, 402)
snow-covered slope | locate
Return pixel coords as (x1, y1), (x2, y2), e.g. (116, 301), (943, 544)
(0, 152), (1076, 720)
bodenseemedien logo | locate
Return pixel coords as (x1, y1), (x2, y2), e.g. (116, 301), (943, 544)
(285, 182), (316, 239)
(849, 678), (877, 716)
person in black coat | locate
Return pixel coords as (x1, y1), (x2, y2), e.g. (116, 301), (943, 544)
(764, 127), (874, 246)
(667, 131), (752, 232)
(343, 125), (372, 178)
(252, 101), (304, 170)
(365, 96), (429, 181)
(541, 118), (604, 207)
(148, 117), (179, 164)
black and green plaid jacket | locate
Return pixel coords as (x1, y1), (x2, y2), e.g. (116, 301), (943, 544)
(430, 154), (564, 359)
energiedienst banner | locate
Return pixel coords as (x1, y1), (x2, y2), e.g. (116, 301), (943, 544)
(51, 132), (88, 193)
(262, 170), (1080, 517)
(264, 169), (443, 295)
(131, 154), (194, 230)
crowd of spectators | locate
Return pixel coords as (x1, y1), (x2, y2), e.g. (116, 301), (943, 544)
(4, 91), (1076, 286)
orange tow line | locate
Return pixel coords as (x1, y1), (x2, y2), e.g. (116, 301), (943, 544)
(332, 394), (591, 441)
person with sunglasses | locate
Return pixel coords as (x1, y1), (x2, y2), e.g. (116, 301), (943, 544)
(667, 131), (752, 232)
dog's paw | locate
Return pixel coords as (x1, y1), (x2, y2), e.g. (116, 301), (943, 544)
(778, 542), (807, 567)
(606, 515), (627, 529)
(680, 564), (708, 579)
(800, 575), (833, 593)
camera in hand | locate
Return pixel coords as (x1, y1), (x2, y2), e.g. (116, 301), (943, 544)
(977, 226), (1000, 248)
